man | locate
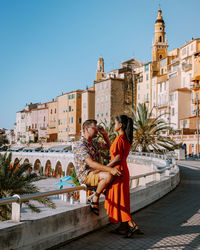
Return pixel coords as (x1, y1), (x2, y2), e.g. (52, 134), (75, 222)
(73, 119), (121, 215)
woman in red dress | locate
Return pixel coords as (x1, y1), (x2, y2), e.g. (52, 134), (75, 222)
(104, 115), (143, 238)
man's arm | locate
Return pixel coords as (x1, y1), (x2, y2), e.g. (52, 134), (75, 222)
(85, 157), (121, 176)
(106, 155), (121, 168)
(98, 127), (111, 150)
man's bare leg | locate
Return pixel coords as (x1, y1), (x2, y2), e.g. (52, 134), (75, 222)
(92, 172), (113, 205)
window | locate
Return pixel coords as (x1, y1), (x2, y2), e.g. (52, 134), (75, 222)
(55, 109), (56, 114)
(58, 120), (61, 125)
(145, 64), (149, 72)
(44, 116), (45, 122)
(78, 118), (81, 123)
(137, 84), (140, 90)
(159, 36), (162, 42)
(172, 108), (175, 116)
(51, 109), (52, 114)
(71, 117), (73, 123)
(160, 83), (162, 93)
(153, 91), (155, 100)
(183, 77), (185, 87)
(146, 74), (149, 81)
(147, 83), (149, 89)
(101, 113), (103, 117)
(68, 94), (75, 100)
(77, 94), (81, 98)
(138, 94), (140, 100)
(182, 48), (186, 56)
(97, 113), (99, 117)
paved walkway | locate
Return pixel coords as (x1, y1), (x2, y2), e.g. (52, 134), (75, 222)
(53, 161), (200, 250)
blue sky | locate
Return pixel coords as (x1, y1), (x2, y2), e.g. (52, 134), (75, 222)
(0, 0), (200, 129)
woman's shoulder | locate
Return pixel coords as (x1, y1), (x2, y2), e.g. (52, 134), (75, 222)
(114, 134), (126, 144)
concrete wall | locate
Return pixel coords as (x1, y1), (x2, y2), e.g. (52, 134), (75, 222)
(0, 161), (180, 250)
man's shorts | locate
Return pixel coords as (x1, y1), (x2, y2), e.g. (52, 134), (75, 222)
(84, 171), (99, 187)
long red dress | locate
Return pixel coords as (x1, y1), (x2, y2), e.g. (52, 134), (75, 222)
(104, 134), (132, 223)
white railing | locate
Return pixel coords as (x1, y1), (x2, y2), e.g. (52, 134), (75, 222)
(0, 153), (177, 223)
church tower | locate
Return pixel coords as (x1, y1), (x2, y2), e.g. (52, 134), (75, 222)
(152, 8), (168, 61)
(96, 57), (106, 81)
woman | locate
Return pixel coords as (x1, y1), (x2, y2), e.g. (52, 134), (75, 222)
(104, 115), (143, 238)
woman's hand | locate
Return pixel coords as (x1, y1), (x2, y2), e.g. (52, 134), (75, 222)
(110, 168), (121, 176)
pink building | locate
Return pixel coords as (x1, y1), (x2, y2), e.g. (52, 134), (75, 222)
(31, 103), (48, 142)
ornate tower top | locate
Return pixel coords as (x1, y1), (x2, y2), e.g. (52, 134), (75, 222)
(96, 57), (106, 81)
(152, 8), (168, 61)
(97, 57), (104, 72)
(155, 8), (164, 24)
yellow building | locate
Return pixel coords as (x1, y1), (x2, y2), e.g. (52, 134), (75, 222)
(191, 51), (200, 107)
(47, 99), (58, 142)
(81, 87), (95, 124)
(57, 90), (83, 141)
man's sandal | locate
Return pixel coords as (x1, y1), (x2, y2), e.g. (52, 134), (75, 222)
(89, 192), (100, 216)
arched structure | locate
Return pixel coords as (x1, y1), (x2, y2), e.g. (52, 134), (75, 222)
(1, 151), (75, 177)
(14, 158), (20, 165)
(45, 160), (52, 176)
(23, 158), (29, 164)
(55, 161), (63, 178)
(34, 159), (41, 174)
(66, 162), (75, 176)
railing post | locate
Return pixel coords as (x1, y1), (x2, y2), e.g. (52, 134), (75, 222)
(155, 173), (161, 181)
(79, 184), (87, 204)
(140, 177), (146, 186)
(165, 169), (170, 176)
(12, 194), (21, 222)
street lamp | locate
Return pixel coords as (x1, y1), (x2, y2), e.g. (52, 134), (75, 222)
(195, 95), (200, 158)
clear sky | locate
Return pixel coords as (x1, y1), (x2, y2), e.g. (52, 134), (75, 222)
(0, 0), (200, 129)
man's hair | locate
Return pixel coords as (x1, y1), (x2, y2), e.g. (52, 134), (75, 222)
(82, 119), (97, 132)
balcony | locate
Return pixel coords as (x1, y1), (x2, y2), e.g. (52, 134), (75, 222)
(192, 98), (200, 104)
(182, 63), (192, 72)
(190, 82), (200, 90)
(40, 127), (47, 130)
(157, 103), (168, 109)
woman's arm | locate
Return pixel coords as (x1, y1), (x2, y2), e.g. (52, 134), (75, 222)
(85, 157), (121, 176)
(106, 155), (121, 168)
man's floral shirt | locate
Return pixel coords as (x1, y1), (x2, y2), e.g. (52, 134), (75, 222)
(72, 137), (102, 184)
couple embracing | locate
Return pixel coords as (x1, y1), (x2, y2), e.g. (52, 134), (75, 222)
(73, 115), (143, 238)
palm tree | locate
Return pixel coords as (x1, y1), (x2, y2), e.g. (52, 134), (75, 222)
(95, 119), (118, 165)
(0, 153), (56, 221)
(132, 103), (181, 153)
(0, 135), (9, 150)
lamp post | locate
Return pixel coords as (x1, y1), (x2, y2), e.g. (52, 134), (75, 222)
(195, 95), (199, 158)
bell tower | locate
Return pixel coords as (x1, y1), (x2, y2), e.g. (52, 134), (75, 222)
(96, 57), (106, 81)
(152, 8), (168, 61)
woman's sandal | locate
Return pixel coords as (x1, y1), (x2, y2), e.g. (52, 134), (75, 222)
(125, 225), (144, 238)
(89, 192), (100, 216)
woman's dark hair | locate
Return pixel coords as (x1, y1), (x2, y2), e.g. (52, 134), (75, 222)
(115, 115), (133, 144)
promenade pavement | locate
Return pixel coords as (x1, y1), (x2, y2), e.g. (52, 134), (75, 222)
(52, 161), (200, 250)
